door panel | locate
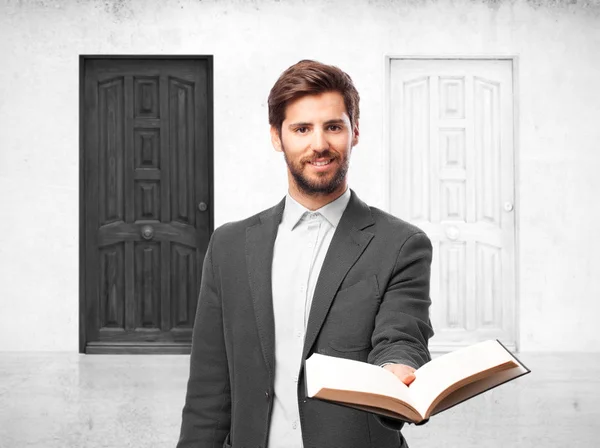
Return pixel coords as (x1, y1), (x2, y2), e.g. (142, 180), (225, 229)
(389, 59), (516, 351)
(81, 57), (213, 354)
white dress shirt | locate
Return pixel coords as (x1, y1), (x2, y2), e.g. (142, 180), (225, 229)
(267, 188), (351, 448)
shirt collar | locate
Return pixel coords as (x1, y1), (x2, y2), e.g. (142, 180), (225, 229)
(282, 188), (351, 231)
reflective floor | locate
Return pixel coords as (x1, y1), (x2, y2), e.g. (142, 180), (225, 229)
(0, 352), (598, 447)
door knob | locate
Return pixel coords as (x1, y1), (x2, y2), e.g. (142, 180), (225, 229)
(198, 202), (208, 212)
(141, 225), (154, 240)
(446, 226), (459, 241)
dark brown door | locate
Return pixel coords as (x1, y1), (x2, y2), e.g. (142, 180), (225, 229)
(80, 57), (213, 354)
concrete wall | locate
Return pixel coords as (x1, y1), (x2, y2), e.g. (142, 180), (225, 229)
(0, 0), (598, 351)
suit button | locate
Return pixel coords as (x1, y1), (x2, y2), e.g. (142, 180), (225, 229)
(265, 390), (270, 400)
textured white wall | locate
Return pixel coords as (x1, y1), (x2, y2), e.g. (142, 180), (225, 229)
(0, 0), (599, 351)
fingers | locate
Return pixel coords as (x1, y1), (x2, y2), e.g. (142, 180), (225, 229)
(383, 364), (417, 386)
(401, 372), (416, 386)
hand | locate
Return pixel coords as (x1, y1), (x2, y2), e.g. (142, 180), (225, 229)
(383, 363), (416, 386)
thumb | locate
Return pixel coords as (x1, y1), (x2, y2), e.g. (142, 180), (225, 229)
(401, 372), (416, 386)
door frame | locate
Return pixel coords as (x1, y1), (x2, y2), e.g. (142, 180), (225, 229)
(78, 55), (214, 353)
(383, 55), (521, 352)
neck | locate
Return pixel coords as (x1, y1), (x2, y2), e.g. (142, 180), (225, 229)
(287, 181), (348, 211)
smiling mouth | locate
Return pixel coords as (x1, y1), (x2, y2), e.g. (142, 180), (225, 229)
(308, 158), (334, 166)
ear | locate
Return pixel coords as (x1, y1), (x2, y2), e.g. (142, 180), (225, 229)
(270, 126), (283, 153)
(351, 121), (360, 147)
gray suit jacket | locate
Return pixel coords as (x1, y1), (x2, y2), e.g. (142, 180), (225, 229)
(177, 190), (434, 448)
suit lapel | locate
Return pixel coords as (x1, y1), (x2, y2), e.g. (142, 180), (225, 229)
(245, 198), (285, 378)
(302, 190), (375, 361)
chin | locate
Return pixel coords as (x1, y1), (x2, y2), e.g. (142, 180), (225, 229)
(306, 173), (333, 185)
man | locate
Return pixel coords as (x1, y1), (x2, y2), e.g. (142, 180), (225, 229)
(177, 60), (433, 448)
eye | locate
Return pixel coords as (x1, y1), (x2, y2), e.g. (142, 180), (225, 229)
(295, 127), (309, 134)
(327, 125), (342, 132)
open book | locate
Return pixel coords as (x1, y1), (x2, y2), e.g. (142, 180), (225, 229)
(305, 339), (530, 424)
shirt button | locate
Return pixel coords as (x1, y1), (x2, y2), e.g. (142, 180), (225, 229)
(296, 331), (302, 338)
(292, 421), (298, 429)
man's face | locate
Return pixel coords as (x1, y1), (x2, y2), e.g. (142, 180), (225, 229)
(271, 91), (359, 196)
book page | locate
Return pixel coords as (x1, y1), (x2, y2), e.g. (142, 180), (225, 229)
(305, 354), (418, 411)
(431, 362), (529, 416)
(316, 389), (422, 422)
(408, 340), (518, 418)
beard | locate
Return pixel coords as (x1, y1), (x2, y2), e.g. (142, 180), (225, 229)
(282, 145), (350, 196)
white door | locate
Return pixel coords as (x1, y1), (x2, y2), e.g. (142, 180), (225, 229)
(389, 58), (516, 351)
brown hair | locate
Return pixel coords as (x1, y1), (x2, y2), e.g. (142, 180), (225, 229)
(268, 60), (360, 133)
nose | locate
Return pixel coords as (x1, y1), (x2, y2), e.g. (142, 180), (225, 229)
(310, 129), (329, 152)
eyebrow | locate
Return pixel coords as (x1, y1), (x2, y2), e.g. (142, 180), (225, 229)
(324, 119), (346, 126)
(288, 119), (346, 128)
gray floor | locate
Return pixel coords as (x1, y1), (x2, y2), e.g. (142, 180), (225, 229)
(0, 352), (598, 448)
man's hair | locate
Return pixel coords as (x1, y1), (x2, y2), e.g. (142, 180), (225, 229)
(268, 60), (360, 133)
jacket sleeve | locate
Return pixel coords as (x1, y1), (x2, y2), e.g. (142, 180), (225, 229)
(177, 235), (231, 448)
(368, 231), (434, 430)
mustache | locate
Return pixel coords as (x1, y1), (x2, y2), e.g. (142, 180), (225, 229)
(302, 151), (337, 164)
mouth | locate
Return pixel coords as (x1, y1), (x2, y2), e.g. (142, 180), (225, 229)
(307, 158), (334, 167)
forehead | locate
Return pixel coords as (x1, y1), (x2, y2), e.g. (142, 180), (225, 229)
(283, 91), (349, 123)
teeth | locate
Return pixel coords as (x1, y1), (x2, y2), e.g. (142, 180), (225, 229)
(312, 160), (331, 166)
